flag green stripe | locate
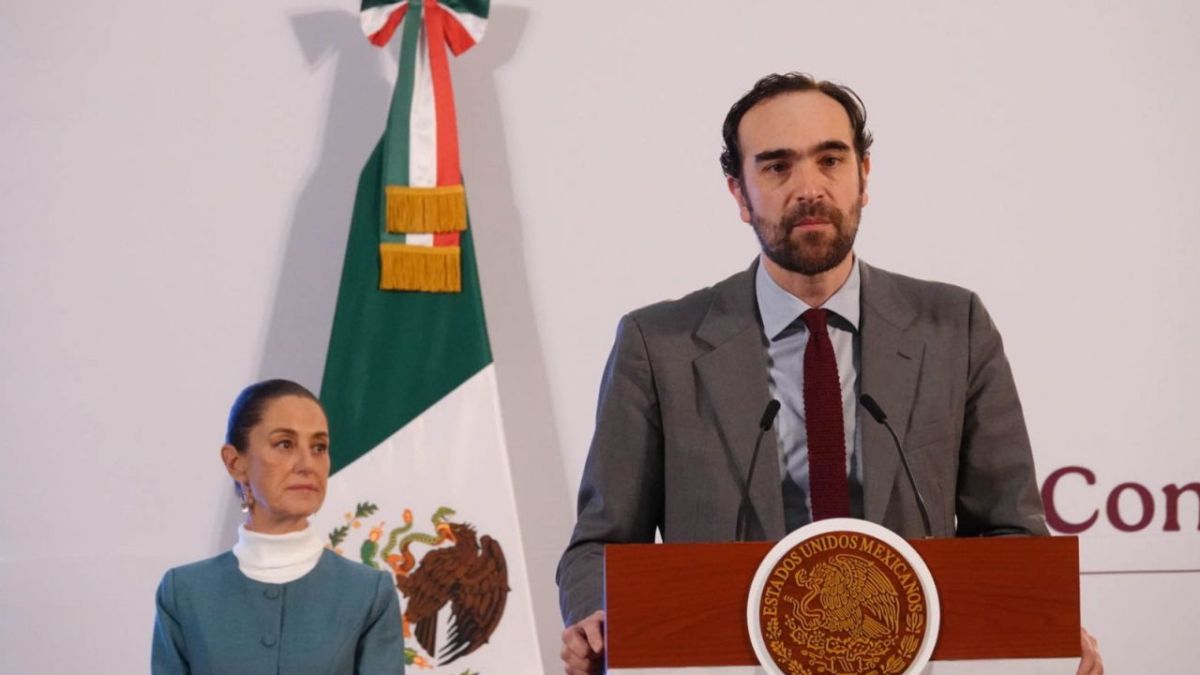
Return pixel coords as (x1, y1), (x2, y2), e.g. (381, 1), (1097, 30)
(381, 2), (421, 189)
(322, 140), (492, 474)
(444, 0), (489, 18)
(363, 0), (487, 19)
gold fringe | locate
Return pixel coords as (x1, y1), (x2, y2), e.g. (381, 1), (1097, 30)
(379, 243), (462, 293)
(385, 185), (467, 234)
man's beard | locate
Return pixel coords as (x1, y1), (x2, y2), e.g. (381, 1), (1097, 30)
(750, 197), (862, 276)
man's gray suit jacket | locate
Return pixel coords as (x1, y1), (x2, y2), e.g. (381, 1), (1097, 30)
(556, 259), (1049, 625)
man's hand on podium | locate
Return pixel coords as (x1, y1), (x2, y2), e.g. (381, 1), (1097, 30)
(1077, 627), (1103, 674)
(561, 610), (605, 675)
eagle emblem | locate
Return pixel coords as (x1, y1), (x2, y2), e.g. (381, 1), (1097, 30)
(754, 527), (932, 675)
(787, 553), (900, 640)
(329, 503), (510, 669)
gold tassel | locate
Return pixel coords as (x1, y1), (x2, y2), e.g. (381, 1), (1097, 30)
(385, 185), (467, 234)
(379, 243), (462, 293)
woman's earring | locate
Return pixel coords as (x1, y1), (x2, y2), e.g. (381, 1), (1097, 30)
(240, 484), (253, 513)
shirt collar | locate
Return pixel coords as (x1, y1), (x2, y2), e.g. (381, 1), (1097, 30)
(755, 254), (862, 340)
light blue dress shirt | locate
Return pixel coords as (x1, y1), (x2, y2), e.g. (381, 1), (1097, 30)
(755, 257), (864, 531)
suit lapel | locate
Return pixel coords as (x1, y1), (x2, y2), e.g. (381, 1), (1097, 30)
(858, 262), (925, 523)
(693, 262), (787, 539)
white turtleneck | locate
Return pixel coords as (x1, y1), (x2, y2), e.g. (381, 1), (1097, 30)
(231, 524), (326, 584)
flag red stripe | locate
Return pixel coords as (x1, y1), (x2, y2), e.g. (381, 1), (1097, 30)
(433, 232), (461, 247)
(368, 5), (410, 47)
(442, 10), (478, 56)
(425, 2), (462, 186)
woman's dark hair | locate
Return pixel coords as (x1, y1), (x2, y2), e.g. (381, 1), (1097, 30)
(719, 72), (874, 180)
(225, 379), (322, 452)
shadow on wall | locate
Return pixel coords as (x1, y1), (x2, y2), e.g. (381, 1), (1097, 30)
(216, 9), (393, 554)
(243, 7), (571, 671)
(257, 9), (392, 390)
(454, 6), (577, 671)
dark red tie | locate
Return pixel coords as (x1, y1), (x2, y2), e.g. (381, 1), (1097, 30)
(802, 308), (850, 520)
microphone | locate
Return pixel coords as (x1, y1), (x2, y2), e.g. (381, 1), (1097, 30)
(735, 400), (781, 542)
(859, 394), (933, 539)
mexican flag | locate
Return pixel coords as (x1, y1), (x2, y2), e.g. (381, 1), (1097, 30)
(311, 1), (541, 672)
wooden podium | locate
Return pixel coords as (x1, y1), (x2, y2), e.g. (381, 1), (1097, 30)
(604, 537), (1080, 671)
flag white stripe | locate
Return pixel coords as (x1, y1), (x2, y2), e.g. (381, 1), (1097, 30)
(360, 1), (409, 40)
(313, 366), (541, 672)
(408, 20), (438, 188)
(441, 5), (488, 44)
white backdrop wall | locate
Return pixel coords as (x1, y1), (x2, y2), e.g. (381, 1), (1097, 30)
(2, 1), (1198, 673)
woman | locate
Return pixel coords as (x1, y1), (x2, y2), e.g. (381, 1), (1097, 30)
(152, 379), (405, 674)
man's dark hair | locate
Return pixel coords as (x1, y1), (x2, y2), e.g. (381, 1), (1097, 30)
(225, 379), (323, 452)
(720, 72), (874, 180)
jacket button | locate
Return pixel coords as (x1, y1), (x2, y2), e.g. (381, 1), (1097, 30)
(264, 587), (280, 599)
(261, 635), (277, 647)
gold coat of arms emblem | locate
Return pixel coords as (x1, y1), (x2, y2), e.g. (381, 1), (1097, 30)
(748, 519), (940, 675)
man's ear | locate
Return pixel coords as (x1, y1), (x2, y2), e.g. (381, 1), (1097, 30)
(727, 176), (752, 224)
(859, 153), (871, 208)
(221, 444), (247, 483)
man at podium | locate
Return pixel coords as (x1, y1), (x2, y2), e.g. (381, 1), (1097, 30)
(556, 72), (1102, 675)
